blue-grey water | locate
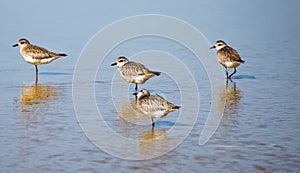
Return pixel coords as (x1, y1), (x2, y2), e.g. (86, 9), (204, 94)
(1, 0), (300, 172)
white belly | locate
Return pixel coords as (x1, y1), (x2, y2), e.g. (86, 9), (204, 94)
(22, 55), (56, 65)
(224, 61), (234, 67)
(224, 61), (241, 68)
(22, 55), (36, 64)
(143, 109), (171, 119)
(134, 75), (146, 83)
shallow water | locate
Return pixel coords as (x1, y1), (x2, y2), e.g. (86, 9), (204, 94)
(1, 0), (300, 172)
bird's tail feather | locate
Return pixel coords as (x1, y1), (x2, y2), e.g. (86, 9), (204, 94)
(152, 71), (161, 76)
(59, 53), (67, 57)
(173, 106), (181, 110)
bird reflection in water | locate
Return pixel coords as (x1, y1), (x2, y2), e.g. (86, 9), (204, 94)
(19, 83), (59, 114)
(116, 101), (172, 159)
(18, 83), (60, 157)
(139, 128), (171, 159)
(117, 100), (150, 126)
(219, 80), (242, 116)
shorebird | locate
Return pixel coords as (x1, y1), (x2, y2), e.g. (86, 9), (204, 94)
(13, 38), (67, 81)
(133, 89), (180, 127)
(210, 40), (244, 79)
(111, 56), (161, 91)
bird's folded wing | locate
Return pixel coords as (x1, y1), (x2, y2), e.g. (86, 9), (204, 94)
(24, 45), (60, 59)
(227, 48), (243, 62)
(122, 62), (148, 76)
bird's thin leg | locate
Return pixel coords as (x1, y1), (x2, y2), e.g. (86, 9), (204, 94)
(133, 84), (138, 101)
(226, 75), (233, 83)
(35, 65), (38, 74)
(225, 68), (229, 79)
(134, 93), (137, 101)
(229, 68), (237, 79)
(35, 65), (38, 83)
(151, 118), (155, 128)
(151, 126), (154, 132)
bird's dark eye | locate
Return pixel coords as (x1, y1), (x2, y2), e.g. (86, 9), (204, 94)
(119, 60), (124, 62)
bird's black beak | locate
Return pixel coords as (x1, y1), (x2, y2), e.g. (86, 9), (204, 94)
(12, 44), (18, 47)
(133, 92), (137, 96)
(210, 46), (215, 49)
(111, 62), (117, 66)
